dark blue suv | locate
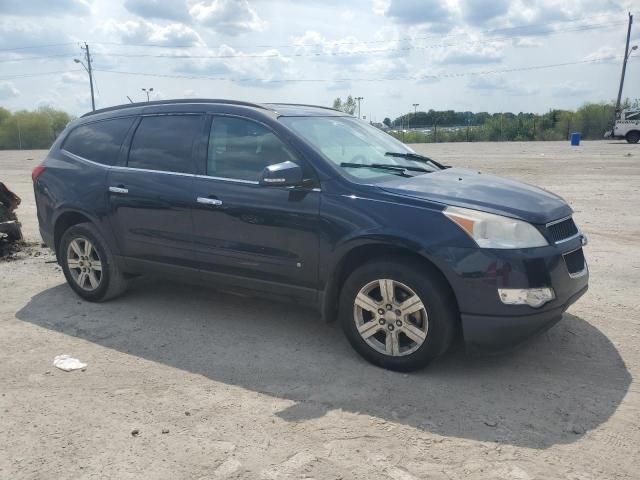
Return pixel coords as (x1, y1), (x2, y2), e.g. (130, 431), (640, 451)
(33, 99), (588, 371)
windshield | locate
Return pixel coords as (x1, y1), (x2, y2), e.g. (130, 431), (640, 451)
(280, 116), (432, 182)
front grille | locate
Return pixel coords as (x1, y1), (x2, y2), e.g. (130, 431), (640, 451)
(547, 217), (579, 243)
(564, 248), (586, 276)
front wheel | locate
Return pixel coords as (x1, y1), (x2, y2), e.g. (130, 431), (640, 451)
(626, 131), (640, 144)
(339, 258), (457, 371)
(59, 222), (129, 302)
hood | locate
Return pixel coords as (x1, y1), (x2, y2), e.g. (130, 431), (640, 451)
(379, 167), (571, 224)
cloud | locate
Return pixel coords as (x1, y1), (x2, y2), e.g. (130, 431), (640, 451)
(124, 0), (191, 22)
(190, 0), (266, 36)
(511, 37), (543, 48)
(488, 0), (621, 35)
(584, 45), (619, 63)
(0, 0), (90, 16)
(325, 80), (353, 91)
(467, 76), (539, 96)
(372, 0), (390, 15)
(340, 9), (356, 21)
(412, 67), (442, 84)
(384, 86), (403, 99)
(100, 19), (205, 47)
(460, 0), (510, 26)
(292, 31), (376, 66)
(0, 22), (77, 55)
(0, 81), (20, 100)
(383, 0), (455, 31)
(59, 72), (86, 85)
(178, 44), (295, 89)
(551, 81), (592, 97)
(356, 57), (409, 78)
(434, 41), (505, 65)
(37, 90), (91, 112)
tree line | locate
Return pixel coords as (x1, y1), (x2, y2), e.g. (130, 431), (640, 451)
(331, 96), (638, 143)
(386, 102), (624, 143)
(0, 107), (73, 150)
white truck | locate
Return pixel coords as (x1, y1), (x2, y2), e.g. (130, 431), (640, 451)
(605, 108), (640, 143)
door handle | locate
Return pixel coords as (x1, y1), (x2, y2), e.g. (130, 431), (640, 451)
(197, 197), (223, 206)
(109, 186), (128, 194)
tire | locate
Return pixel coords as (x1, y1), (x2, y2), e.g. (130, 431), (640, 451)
(339, 257), (457, 371)
(59, 222), (129, 302)
(626, 131), (640, 144)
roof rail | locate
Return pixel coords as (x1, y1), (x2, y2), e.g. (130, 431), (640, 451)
(81, 98), (270, 118)
(264, 103), (343, 113)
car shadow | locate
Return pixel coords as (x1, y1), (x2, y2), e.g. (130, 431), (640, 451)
(16, 278), (631, 449)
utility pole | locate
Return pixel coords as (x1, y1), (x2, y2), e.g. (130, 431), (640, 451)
(17, 119), (22, 150)
(74, 43), (95, 111)
(355, 96), (364, 119)
(466, 113), (470, 142)
(142, 87), (154, 102)
(412, 103), (419, 130)
(533, 116), (536, 139)
(615, 12), (635, 120)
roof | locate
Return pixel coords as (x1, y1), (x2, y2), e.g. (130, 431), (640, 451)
(265, 103), (349, 117)
(81, 99), (347, 118)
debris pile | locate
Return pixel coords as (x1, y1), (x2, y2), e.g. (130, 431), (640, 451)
(0, 182), (23, 257)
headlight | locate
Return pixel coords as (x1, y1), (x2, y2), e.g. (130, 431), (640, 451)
(443, 206), (548, 249)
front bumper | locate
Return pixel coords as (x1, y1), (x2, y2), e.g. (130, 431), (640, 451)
(432, 235), (589, 352)
(461, 284), (587, 353)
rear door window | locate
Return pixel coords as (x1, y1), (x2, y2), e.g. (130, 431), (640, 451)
(128, 115), (201, 174)
(63, 117), (135, 166)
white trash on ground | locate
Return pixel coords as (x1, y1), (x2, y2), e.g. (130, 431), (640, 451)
(53, 355), (87, 372)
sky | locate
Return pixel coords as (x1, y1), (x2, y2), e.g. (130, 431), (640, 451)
(0, 0), (638, 120)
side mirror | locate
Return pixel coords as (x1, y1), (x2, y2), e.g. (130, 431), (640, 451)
(259, 161), (303, 187)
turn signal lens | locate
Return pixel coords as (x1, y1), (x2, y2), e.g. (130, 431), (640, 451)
(498, 288), (555, 308)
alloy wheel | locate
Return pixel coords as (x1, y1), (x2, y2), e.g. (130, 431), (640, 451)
(353, 279), (428, 357)
(66, 237), (102, 291)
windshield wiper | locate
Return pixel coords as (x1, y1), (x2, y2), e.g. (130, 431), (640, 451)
(340, 162), (430, 177)
(384, 152), (448, 170)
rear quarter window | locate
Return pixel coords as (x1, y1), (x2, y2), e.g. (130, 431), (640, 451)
(63, 117), (135, 166)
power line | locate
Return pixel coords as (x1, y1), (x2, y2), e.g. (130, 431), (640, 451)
(0, 69), (82, 80)
(0, 42), (76, 52)
(0, 21), (620, 65)
(90, 55), (621, 84)
(2, 54), (627, 84)
(90, 19), (623, 52)
(0, 19), (622, 67)
(0, 12), (626, 56)
(87, 23), (622, 61)
(0, 54), (74, 64)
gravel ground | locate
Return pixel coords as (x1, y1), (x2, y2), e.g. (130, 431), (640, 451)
(1, 141), (639, 479)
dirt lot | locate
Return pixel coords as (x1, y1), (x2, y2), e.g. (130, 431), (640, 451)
(1, 141), (639, 479)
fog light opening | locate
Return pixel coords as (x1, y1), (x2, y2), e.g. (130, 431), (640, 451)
(498, 288), (555, 308)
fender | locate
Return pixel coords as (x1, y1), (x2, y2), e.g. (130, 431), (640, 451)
(318, 231), (454, 322)
(51, 204), (123, 259)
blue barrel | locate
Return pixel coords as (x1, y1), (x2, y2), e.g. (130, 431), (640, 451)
(570, 132), (581, 146)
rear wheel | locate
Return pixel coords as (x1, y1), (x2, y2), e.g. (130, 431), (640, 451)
(339, 258), (456, 371)
(59, 223), (129, 301)
(626, 131), (640, 144)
